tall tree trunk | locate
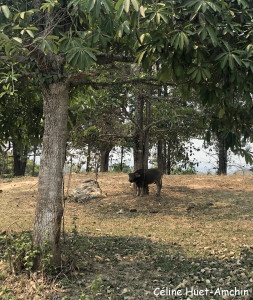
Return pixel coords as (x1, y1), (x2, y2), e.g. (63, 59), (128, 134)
(32, 146), (37, 177)
(133, 94), (144, 171)
(167, 141), (171, 175)
(13, 141), (28, 176)
(100, 146), (111, 172)
(157, 140), (164, 172)
(163, 141), (167, 174)
(120, 146), (124, 172)
(33, 82), (68, 267)
(143, 99), (151, 169)
(217, 132), (227, 175)
(86, 144), (91, 172)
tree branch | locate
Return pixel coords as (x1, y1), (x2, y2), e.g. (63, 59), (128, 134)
(100, 133), (134, 139)
(120, 103), (140, 128)
(144, 119), (168, 132)
(96, 54), (135, 65)
(0, 56), (28, 63)
(67, 75), (177, 88)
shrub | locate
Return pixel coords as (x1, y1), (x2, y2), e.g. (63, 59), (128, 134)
(111, 163), (132, 173)
(171, 165), (197, 175)
(25, 159), (40, 177)
(1, 231), (56, 274)
(1, 232), (40, 273)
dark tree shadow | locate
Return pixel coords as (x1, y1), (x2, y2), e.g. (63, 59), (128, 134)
(57, 233), (253, 300)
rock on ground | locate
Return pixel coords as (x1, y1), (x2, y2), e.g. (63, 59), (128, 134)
(71, 179), (105, 203)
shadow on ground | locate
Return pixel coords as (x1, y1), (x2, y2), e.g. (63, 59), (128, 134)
(56, 233), (253, 299)
(0, 231), (252, 299)
(76, 182), (253, 222)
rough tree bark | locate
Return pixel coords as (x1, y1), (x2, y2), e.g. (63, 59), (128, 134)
(86, 144), (91, 172)
(157, 140), (164, 173)
(33, 82), (68, 267)
(217, 132), (227, 175)
(29, 0), (68, 261)
(100, 144), (112, 172)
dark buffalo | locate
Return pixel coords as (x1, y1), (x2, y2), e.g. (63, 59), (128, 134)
(128, 168), (162, 197)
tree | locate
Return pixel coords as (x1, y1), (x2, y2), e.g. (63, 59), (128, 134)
(203, 95), (253, 174)
(133, 90), (147, 170)
(0, 81), (43, 176)
(216, 130), (227, 175)
(151, 86), (203, 174)
(0, 0), (142, 267)
(137, 0), (253, 149)
(69, 85), (130, 172)
(2, 0), (253, 268)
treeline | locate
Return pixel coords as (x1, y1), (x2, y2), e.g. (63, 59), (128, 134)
(1, 62), (253, 177)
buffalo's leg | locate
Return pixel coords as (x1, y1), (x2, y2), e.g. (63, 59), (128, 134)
(136, 186), (141, 196)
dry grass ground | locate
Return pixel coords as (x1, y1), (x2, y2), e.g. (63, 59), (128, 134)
(0, 173), (253, 299)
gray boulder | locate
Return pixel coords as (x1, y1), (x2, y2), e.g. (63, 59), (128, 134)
(71, 179), (104, 202)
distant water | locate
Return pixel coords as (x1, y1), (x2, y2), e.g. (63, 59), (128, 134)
(109, 139), (252, 175)
(35, 139), (252, 175)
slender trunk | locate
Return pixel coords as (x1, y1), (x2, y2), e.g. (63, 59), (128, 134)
(13, 142), (28, 176)
(143, 132), (149, 169)
(143, 99), (151, 170)
(167, 141), (171, 175)
(164, 85), (168, 97)
(100, 147), (111, 172)
(32, 146), (37, 177)
(157, 140), (164, 172)
(217, 132), (227, 175)
(33, 82), (68, 268)
(0, 151), (5, 177)
(133, 94), (144, 171)
(163, 141), (167, 174)
(120, 146), (124, 172)
(156, 65), (164, 173)
(86, 144), (91, 172)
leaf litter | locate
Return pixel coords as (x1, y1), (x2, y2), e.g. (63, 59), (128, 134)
(0, 173), (253, 299)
